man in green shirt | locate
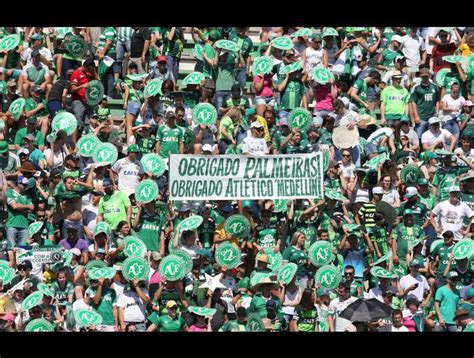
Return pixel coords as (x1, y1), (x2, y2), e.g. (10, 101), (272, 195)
(349, 70), (381, 112)
(434, 271), (460, 332)
(231, 27), (253, 89)
(276, 68), (307, 123)
(85, 277), (118, 332)
(432, 155), (469, 201)
(6, 176), (34, 246)
(410, 67), (440, 138)
(376, 35), (403, 71)
(161, 27), (184, 82)
(430, 231), (455, 288)
(399, 187), (430, 228)
(97, 178), (132, 230)
(380, 70), (410, 127)
(392, 209), (424, 264)
(147, 300), (187, 332)
(97, 26), (119, 98)
(155, 111), (184, 159)
(454, 308), (474, 332)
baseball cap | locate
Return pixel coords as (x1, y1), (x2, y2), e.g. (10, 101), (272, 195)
(151, 251), (162, 261)
(165, 111), (176, 120)
(403, 209), (414, 216)
(449, 185), (461, 193)
(391, 35), (404, 44)
(222, 204), (234, 213)
(251, 122), (263, 129)
(203, 79), (215, 90)
(419, 67), (431, 77)
(157, 55), (167, 63)
(465, 287), (474, 299)
(0, 141), (8, 154)
(417, 178), (429, 186)
(447, 271), (459, 279)
(166, 300), (178, 309)
(372, 187), (384, 195)
(18, 260), (33, 270)
(279, 118), (289, 127)
(91, 190), (105, 197)
(428, 116), (441, 125)
(464, 100), (474, 107)
(26, 116), (37, 125)
(30, 84), (43, 93)
(7, 80), (17, 88)
(392, 70), (403, 78)
(242, 200), (253, 208)
(316, 288), (329, 297)
(245, 107), (256, 117)
(17, 176), (29, 185)
(18, 148), (30, 156)
(102, 178), (114, 188)
(202, 144), (213, 153)
(404, 187), (418, 198)
(127, 144), (140, 153)
(70, 248), (81, 256)
(453, 309), (470, 321)
(311, 32), (322, 41)
(257, 254), (269, 263)
(30, 34), (42, 41)
(409, 259), (420, 267)
(180, 203), (191, 212)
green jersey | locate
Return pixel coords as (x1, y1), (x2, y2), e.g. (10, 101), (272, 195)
(97, 27), (117, 54)
(117, 27), (134, 42)
(254, 223), (278, 250)
(392, 224), (423, 262)
(296, 307), (317, 332)
(358, 202), (377, 230)
(432, 166), (468, 201)
(136, 136), (157, 154)
(51, 281), (74, 302)
(419, 192), (437, 211)
(430, 243), (454, 276)
(410, 82), (439, 120)
(156, 124), (183, 159)
(161, 28), (184, 59)
(0, 239), (13, 261)
(198, 219), (216, 249)
(6, 189), (31, 229)
(215, 52), (238, 92)
(138, 211), (165, 252)
(97, 191), (131, 230)
(149, 313), (186, 332)
(399, 200), (429, 227)
(381, 85), (410, 120)
(461, 191), (474, 210)
(352, 79), (368, 109)
(14, 128), (44, 148)
(282, 245), (307, 276)
(278, 79), (305, 111)
(85, 287), (117, 326)
(435, 285), (460, 325)
(249, 294), (282, 319)
(231, 35), (253, 69)
(378, 47), (402, 69)
(370, 224), (390, 256)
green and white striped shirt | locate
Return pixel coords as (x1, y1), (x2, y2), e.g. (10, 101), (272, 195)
(117, 27), (134, 42)
(97, 27), (117, 54)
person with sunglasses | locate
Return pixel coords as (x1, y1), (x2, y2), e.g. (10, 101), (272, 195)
(342, 265), (364, 298)
(302, 32), (328, 75)
(349, 70), (381, 113)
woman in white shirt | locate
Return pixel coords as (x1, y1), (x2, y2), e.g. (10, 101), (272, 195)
(380, 175), (400, 208)
(242, 122), (268, 156)
(441, 83), (466, 140)
(302, 33), (328, 74)
(43, 131), (71, 170)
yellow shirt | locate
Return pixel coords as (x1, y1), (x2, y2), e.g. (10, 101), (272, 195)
(255, 116), (271, 143)
(459, 44), (473, 57)
(215, 223), (240, 247)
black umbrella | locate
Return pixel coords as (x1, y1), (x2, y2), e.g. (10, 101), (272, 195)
(339, 298), (392, 322)
(376, 201), (397, 225)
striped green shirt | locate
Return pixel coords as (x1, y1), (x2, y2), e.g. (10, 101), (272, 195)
(97, 27), (117, 54)
(117, 27), (134, 42)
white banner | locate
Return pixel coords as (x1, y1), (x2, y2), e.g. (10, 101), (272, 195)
(16, 246), (63, 265)
(169, 153), (324, 201)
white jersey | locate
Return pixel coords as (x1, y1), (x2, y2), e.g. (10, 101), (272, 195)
(432, 199), (473, 241)
(242, 136), (268, 156)
(328, 296), (358, 332)
(117, 289), (150, 323)
(111, 157), (144, 194)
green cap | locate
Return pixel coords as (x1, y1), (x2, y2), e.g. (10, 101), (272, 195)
(127, 144), (140, 153)
(0, 141), (8, 154)
(238, 277), (251, 290)
(403, 209), (414, 216)
(316, 288), (329, 297)
(311, 32), (322, 40)
(417, 178), (429, 186)
(409, 259), (421, 267)
(242, 200), (253, 208)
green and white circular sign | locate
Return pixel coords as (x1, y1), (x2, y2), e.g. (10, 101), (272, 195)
(86, 80), (104, 106)
(8, 97), (25, 121)
(442, 55), (463, 64)
(74, 309), (103, 327)
(283, 60), (303, 74)
(391, 261), (407, 278)
(193, 43), (216, 61)
(67, 35), (87, 58)
(308, 241), (334, 267)
(122, 256), (149, 281)
(188, 306), (216, 317)
(273, 199), (288, 213)
(92, 142), (118, 165)
(182, 71), (205, 86)
(246, 313), (265, 332)
(76, 135), (100, 157)
(215, 39), (240, 52)
(126, 73), (149, 82)
(287, 107), (312, 132)
(22, 291), (44, 311)
(250, 272), (272, 288)
(224, 214), (250, 238)
(192, 102), (218, 126)
(257, 250), (283, 271)
(373, 251), (392, 266)
(24, 318), (54, 332)
(323, 28), (339, 37)
(315, 265), (340, 290)
(88, 266), (116, 280)
(28, 221), (44, 238)
(85, 259), (107, 273)
(173, 249), (193, 275)
(159, 254), (185, 281)
(215, 242), (241, 269)
(252, 56), (274, 76)
(271, 36), (294, 50)
(0, 34), (20, 51)
(52, 111), (78, 136)
(141, 153), (166, 177)
(94, 221), (111, 237)
(144, 78), (163, 98)
(124, 236), (147, 258)
(277, 263), (298, 285)
(370, 266), (396, 279)
(291, 28), (313, 38)
(37, 283), (55, 297)
(452, 239), (473, 260)
(310, 67), (335, 84)
(401, 164), (423, 185)
(0, 265), (15, 285)
(436, 68), (451, 87)
(135, 179), (159, 204)
(177, 215), (204, 232)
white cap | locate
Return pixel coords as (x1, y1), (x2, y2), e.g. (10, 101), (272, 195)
(251, 121), (263, 129)
(404, 187), (418, 198)
(428, 116), (441, 125)
(449, 185), (461, 193)
(18, 148), (30, 155)
(391, 35), (404, 44)
(340, 97), (350, 109)
(202, 144), (213, 153)
(70, 248), (81, 256)
(372, 187), (384, 195)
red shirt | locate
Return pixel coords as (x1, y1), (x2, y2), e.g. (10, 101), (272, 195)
(70, 68), (94, 102)
(432, 43), (457, 73)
